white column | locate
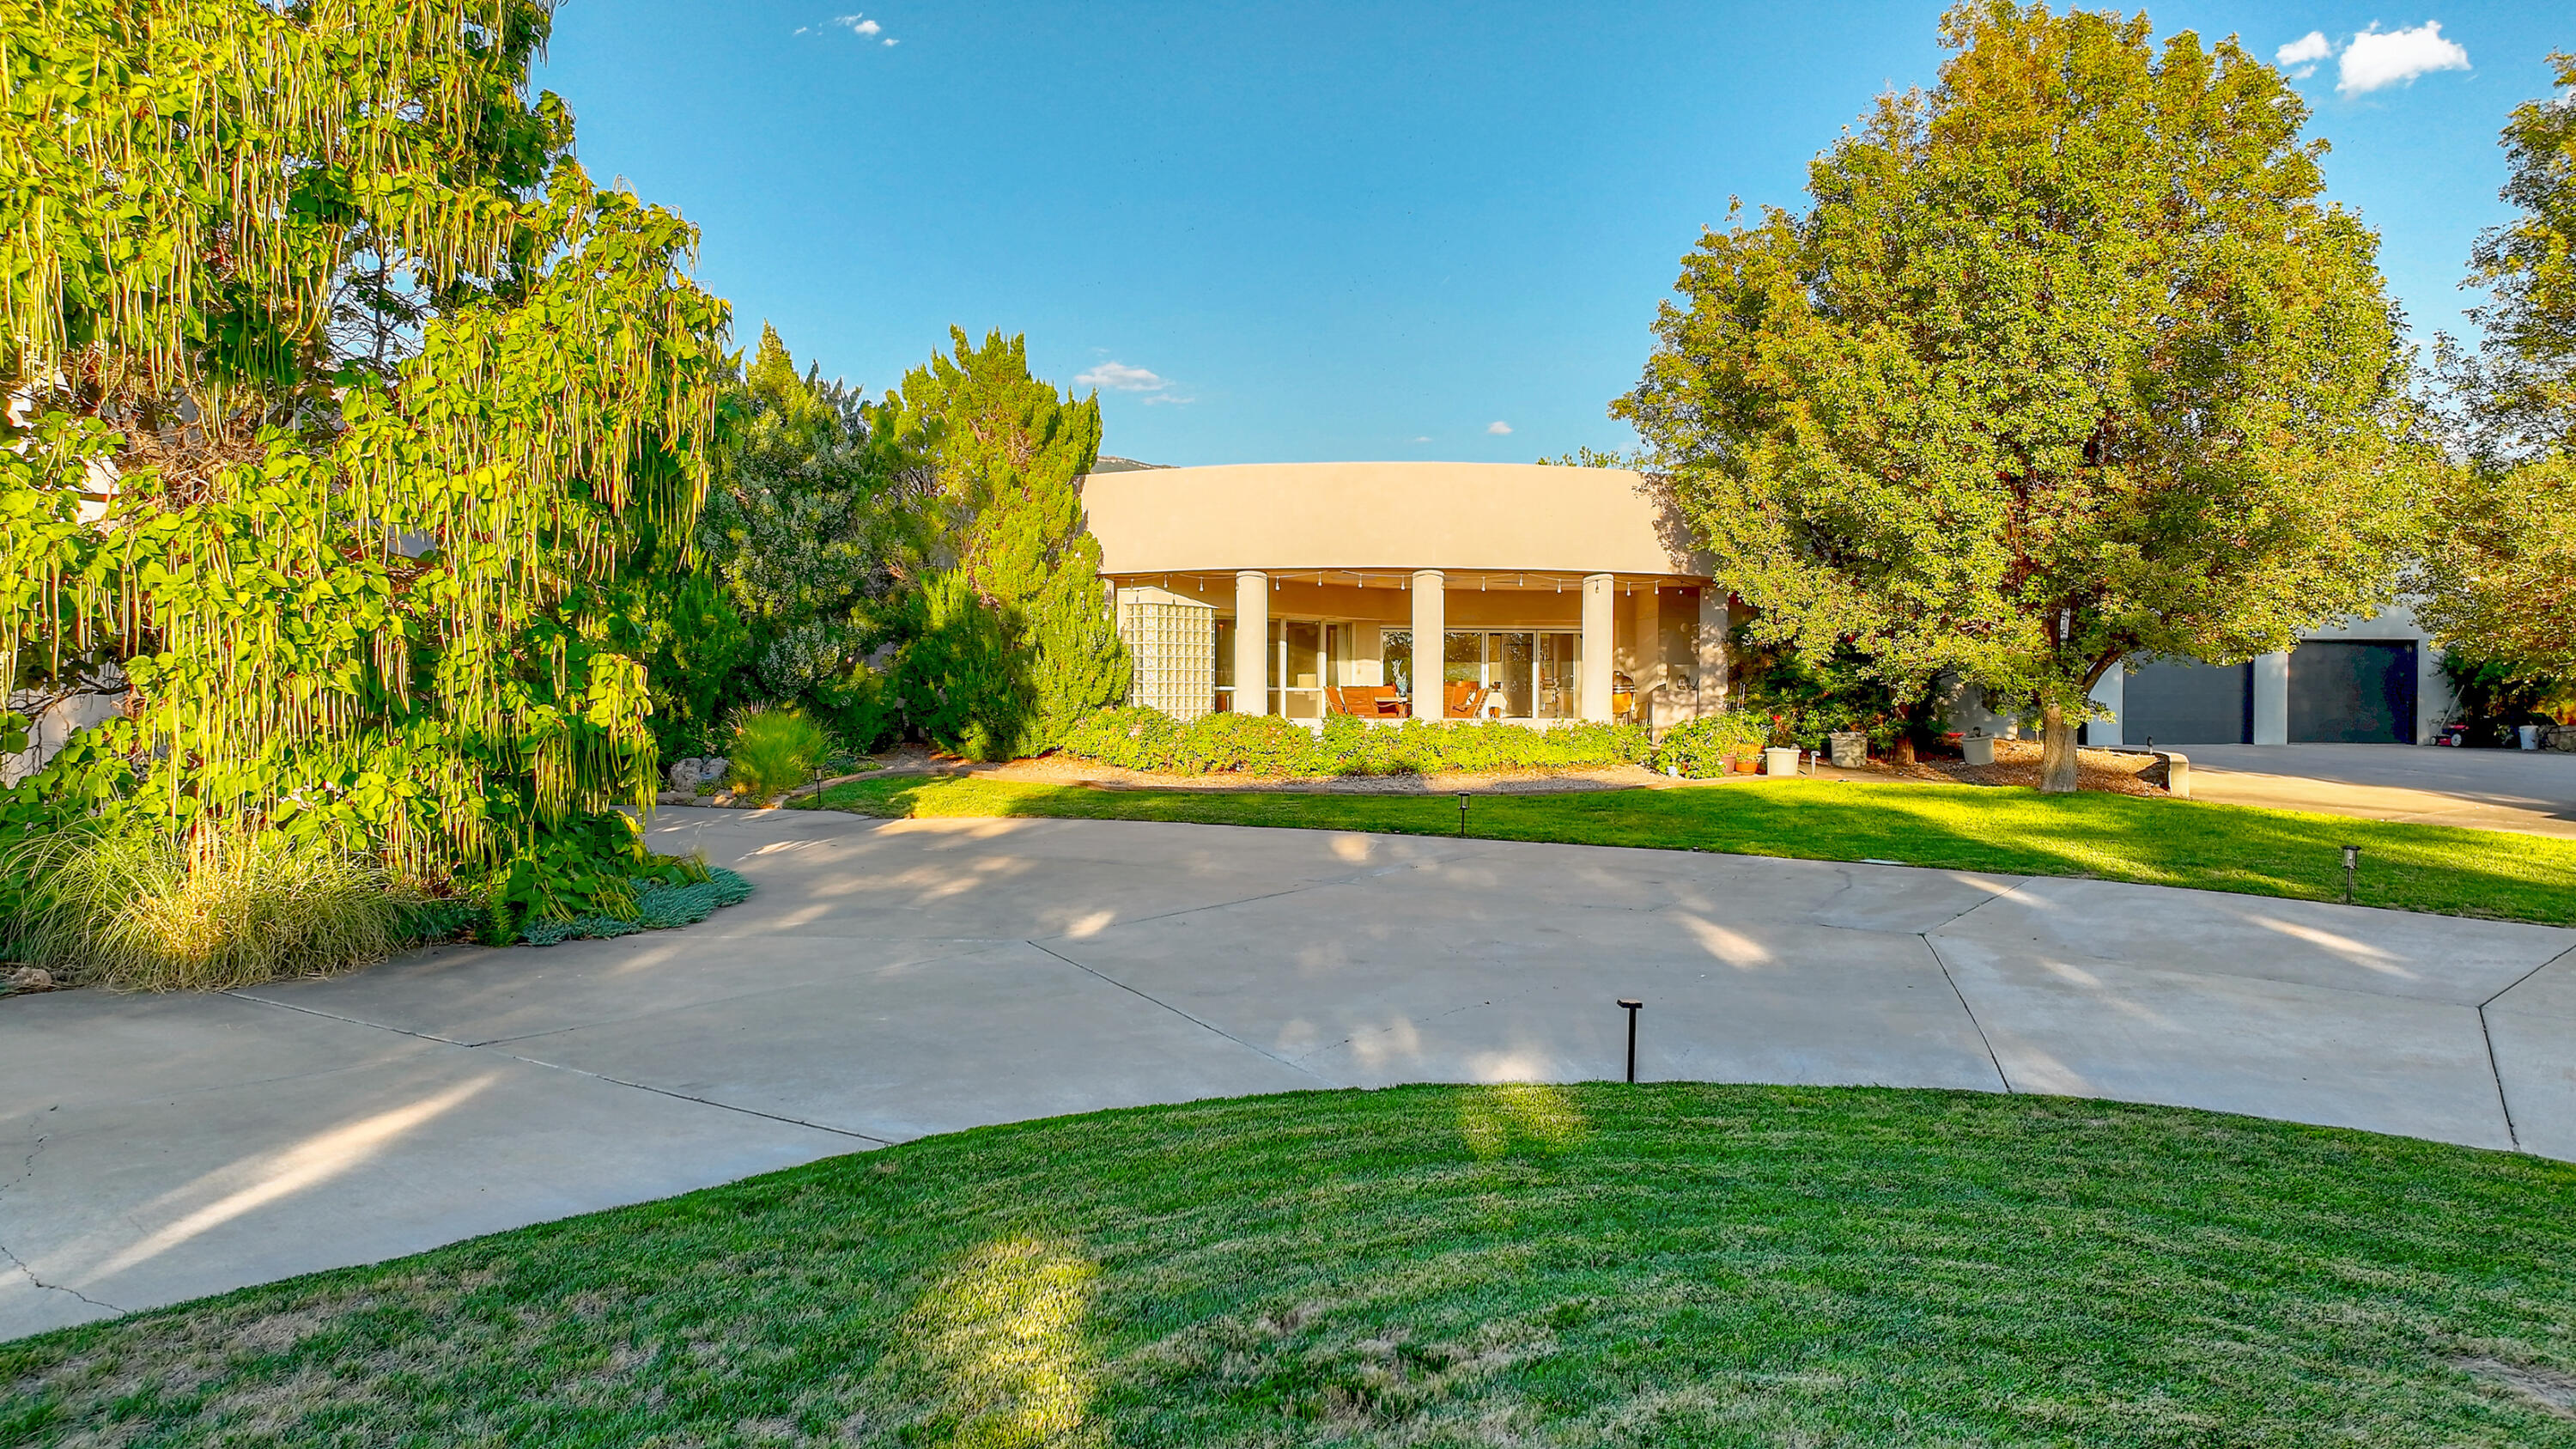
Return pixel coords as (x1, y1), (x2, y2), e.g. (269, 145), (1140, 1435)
(2087, 665), (2124, 748)
(2252, 650), (2289, 745)
(1235, 570), (1269, 715)
(1637, 586), (1665, 725)
(1696, 587), (1728, 717)
(1581, 573), (1615, 721)
(1411, 569), (1444, 718)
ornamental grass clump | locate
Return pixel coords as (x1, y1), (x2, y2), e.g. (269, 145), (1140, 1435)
(727, 706), (832, 799)
(7, 823), (411, 991)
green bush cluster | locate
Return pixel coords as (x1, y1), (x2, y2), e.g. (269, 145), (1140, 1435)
(1056, 708), (1650, 777)
(1645, 712), (1773, 778)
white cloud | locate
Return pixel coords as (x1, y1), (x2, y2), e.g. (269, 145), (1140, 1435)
(1074, 361), (1166, 392)
(2337, 21), (2470, 95)
(2275, 31), (2331, 65)
(1412, 435), (1433, 443)
(801, 14), (895, 43)
(1139, 393), (1194, 405)
(1485, 420), (1512, 435)
(2275, 30), (2330, 77)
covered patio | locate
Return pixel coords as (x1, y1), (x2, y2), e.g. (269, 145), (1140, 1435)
(1086, 461), (1731, 726)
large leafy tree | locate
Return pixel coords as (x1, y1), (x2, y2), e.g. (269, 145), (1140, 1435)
(2421, 51), (2576, 680)
(1618, 1), (2421, 790)
(883, 328), (1125, 757)
(1, 1), (725, 882)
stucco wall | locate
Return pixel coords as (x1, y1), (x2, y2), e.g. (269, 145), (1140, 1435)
(1081, 461), (1710, 578)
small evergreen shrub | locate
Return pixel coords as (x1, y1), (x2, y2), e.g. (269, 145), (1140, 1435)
(890, 570), (1032, 762)
(1056, 707), (1650, 778)
(1648, 712), (1772, 778)
(728, 705), (833, 798)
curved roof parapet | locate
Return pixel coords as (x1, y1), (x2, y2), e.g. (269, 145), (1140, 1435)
(1080, 461), (1709, 578)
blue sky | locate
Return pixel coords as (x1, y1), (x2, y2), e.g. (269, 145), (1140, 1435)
(535, 3), (2570, 465)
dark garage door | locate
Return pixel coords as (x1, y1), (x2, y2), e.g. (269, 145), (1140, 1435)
(2123, 660), (2251, 746)
(2290, 641), (2416, 744)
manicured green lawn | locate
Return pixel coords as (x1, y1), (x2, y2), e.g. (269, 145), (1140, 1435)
(8, 1087), (2570, 1446)
(811, 774), (2576, 924)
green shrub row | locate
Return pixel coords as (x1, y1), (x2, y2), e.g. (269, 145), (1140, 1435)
(1057, 708), (1654, 777)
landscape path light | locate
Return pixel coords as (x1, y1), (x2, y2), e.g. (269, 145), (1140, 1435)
(1456, 791), (1471, 837)
(1618, 997), (1643, 1082)
(2342, 843), (2360, 904)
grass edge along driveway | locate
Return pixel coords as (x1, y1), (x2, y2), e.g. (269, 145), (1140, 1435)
(7, 1085), (2572, 1446)
(810, 773), (2576, 927)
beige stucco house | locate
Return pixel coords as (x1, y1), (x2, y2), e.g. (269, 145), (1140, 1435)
(1084, 460), (1729, 726)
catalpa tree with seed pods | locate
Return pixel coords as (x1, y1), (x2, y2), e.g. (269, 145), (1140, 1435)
(1, 0), (725, 898)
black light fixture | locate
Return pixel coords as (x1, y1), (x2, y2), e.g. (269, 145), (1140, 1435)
(1617, 998), (1643, 1082)
(2342, 843), (2360, 904)
(1456, 791), (1472, 837)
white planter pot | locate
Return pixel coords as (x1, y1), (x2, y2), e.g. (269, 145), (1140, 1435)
(1763, 746), (1801, 776)
(1961, 735), (1996, 766)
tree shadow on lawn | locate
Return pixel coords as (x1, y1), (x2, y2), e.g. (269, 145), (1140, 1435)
(825, 776), (2576, 926)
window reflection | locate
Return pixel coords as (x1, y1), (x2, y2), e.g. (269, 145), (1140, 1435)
(1496, 631), (1534, 717)
(1535, 633), (1577, 719)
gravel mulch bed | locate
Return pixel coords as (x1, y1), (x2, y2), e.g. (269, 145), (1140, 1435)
(1873, 738), (2169, 796)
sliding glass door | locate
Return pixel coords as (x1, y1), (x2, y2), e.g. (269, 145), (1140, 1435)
(1437, 630), (1579, 718)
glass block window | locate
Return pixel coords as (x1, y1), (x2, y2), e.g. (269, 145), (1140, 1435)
(1115, 587), (1218, 721)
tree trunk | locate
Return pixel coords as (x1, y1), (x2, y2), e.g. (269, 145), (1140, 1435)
(2038, 699), (2080, 794)
(1894, 734), (1917, 765)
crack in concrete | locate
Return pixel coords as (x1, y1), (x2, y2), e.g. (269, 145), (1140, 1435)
(0, 1123), (125, 1316)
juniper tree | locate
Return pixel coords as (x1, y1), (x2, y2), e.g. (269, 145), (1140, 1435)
(671, 324), (920, 750)
(884, 328), (1126, 757)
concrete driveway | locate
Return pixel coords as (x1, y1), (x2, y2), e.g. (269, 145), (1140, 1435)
(2185, 743), (2576, 837)
(5, 806), (2571, 1342)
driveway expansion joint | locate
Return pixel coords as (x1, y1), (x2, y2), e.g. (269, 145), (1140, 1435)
(2477, 1006), (2524, 1153)
(225, 987), (887, 1144)
(1920, 935), (2012, 1093)
(2481, 942), (2576, 1012)
(1024, 941), (1337, 1087)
